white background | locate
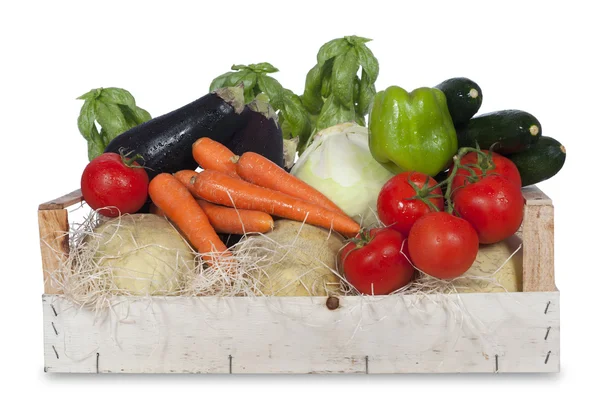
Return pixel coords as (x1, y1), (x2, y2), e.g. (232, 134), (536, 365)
(1, 0), (598, 395)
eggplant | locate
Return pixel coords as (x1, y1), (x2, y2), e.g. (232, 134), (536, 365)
(225, 100), (284, 168)
(104, 87), (246, 179)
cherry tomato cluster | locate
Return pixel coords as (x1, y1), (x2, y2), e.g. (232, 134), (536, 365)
(340, 149), (525, 295)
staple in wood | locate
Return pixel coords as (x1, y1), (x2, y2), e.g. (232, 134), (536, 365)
(495, 355), (499, 373)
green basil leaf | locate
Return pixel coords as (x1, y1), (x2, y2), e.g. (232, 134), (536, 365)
(353, 76), (360, 104)
(302, 60), (332, 115)
(315, 96), (355, 131)
(210, 71), (237, 91)
(321, 71), (332, 98)
(99, 127), (111, 147)
(98, 87), (136, 107)
(302, 65), (324, 114)
(77, 100), (97, 141)
(77, 88), (102, 101)
(281, 94), (312, 141)
(354, 110), (366, 127)
(87, 139), (105, 161)
(317, 38), (352, 65)
(94, 101), (130, 142)
(345, 35), (372, 46)
(131, 105), (152, 124)
(226, 71), (246, 87)
(331, 48), (359, 109)
(258, 75), (285, 108)
(252, 84), (262, 98)
(355, 44), (380, 83)
(236, 70), (258, 103)
(231, 64), (249, 71)
(249, 62), (279, 73)
(120, 104), (152, 128)
(357, 69), (377, 116)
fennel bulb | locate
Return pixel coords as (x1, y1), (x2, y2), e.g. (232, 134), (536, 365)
(291, 123), (394, 227)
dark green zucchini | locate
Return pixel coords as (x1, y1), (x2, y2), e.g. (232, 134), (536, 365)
(456, 110), (541, 154)
(435, 77), (483, 126)
(104, 87), (246, 179)
(507, 136), (566, 186)
(225, 99), (284, 168)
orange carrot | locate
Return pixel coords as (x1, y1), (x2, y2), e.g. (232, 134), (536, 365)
(174, 170), (200, 196)
(197, 199), (274, 235)
(151, 193), (271, 235)
(191, 170), (361, 237)
(192, 137), (239, 178)
(148, 173), (230, 260)
(236, 152), (345, 214)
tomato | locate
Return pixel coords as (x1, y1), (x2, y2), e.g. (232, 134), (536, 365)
(377, 171), (444, 236)
(339, 228), (413, 295)
(81, 153), (149, 217)
(408, 212), (479, 279)
(453, 174), (524, 244)
(451, 150), (521, 192)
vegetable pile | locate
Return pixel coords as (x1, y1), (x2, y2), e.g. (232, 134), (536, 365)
(67, 35), (565, 299)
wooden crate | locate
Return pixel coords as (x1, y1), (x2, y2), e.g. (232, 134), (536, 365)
(38, 187), (559, 374)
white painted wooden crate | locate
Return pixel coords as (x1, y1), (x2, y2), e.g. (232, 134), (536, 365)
(38, 187), (559, 374)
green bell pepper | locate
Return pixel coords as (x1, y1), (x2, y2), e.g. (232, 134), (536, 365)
(368, 86), (458, 176)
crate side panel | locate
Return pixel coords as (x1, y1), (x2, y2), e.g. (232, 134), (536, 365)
(43, 293), (559, 374)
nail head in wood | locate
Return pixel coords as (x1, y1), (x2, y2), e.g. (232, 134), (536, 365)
(326, 296), (340, 310)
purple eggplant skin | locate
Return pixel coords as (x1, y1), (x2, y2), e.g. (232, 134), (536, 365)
(225, 100), (284, 168)
(104, 87), (246, 179)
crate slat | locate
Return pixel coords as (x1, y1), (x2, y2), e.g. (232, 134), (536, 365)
(43, 293), (559, 374)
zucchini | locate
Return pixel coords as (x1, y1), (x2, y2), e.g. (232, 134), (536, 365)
(225, 99), (284, 168)
(435, 77), (483, 126)
(104, 87), (246, 179)
(507, 136), (566, 186)
(456, 110), (541, 154)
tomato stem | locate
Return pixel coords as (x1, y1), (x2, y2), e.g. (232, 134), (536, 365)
(405, 174), (441, 212)
(119, 148), (145, 169)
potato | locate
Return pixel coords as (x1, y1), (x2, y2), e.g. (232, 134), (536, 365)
(239, 220), (345, 296)
(88, 214), (195, 295)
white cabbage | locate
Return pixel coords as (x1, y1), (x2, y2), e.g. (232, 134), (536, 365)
(291, 122), (394, 227)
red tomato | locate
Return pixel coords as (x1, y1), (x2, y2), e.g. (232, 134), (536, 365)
(377, 171), (444, 236)
(408, 212), (479, 279)
(81, 153), (149, 217)
(453, 174), (524, 244)
(451, 150), (521, 192)
(339, 228), (413, 295)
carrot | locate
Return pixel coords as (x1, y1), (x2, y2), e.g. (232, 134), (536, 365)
(191, 170), (361, 237)
(151, 193), (271, 235)
(192, 137), (239, 178)
(174, 170), (200, 196)
(197, 199), (274, 235)
(236, 152), (345, 214)
(148, 173), (230, 260)
(174, 169), (274, 234)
